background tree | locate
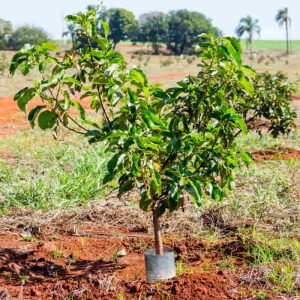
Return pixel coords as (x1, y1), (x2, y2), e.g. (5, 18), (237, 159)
(167, 10), (220, 54)
(138, 12), (168, 54)
(236, 15), (260, 56)
(99, 8), (138, 48)
(275, 7), (291, 55)
(0, 19), (13, 49)
(8, 26), (49, 50)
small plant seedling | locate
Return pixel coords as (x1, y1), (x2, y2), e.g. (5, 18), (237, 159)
(19, 275), (29, 284)
(22, 236), (36, 242)
(50, 249), (64, 259)
(111, 252), (119, 263)
(116, 291), (126, 300)
(79, 236), (88, 249)
(176, 260), (185, 276)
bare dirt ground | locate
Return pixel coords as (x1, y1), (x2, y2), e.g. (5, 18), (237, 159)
(0, 205), (257, 300)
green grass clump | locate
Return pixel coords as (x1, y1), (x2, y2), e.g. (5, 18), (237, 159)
(0, 130), (113, 214)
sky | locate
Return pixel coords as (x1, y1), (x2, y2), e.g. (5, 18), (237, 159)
(1, 0), (300, 40)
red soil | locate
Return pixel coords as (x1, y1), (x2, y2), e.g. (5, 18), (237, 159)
(252, 146), (300, 161)
(0, 96), (35, 137)
(0, 97), (91, 137)
(0, 225), (250, 300)
(148, 72), (188, 83)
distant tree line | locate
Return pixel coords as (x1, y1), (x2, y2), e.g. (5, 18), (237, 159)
(64, 7), (220, 55)
(0, 19), (49, 50)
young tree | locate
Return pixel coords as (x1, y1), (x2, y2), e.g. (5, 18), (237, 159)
(8, 26), (49, 50)
(10, 9), (296, 257)
(99, 8), (138, 48)
(167, 10), (220, 54)
(138, 12), (168, 54)
(275, 7), (291, 55)
(0, 19), (13, 49)
(236, 15), (260, 56)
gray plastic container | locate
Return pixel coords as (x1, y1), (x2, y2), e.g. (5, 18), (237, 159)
(144, 248), (176, 282)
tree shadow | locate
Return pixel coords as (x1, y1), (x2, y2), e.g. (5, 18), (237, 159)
(0, 248), (126, 286)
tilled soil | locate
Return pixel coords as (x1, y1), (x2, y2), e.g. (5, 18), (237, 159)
(0, 225), (252, 300)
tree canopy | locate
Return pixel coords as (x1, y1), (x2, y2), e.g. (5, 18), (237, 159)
(167, 10), (220, 54)
(99, 8), (138, 48)
(8, 26), (49, 50)
(138, 12), (168, 54)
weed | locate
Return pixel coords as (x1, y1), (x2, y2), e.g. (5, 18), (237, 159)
(160, 58), (173, 67)
(217, 259), (236, 270)
(156, 284), (173, 300)
(111, 252), (119, 263)
(19, 275), (29, 284)
(22, 236), (36, 242)
(186, 56), (196, 64)
(50, 249), (64, 259)
(80, 236), (88, 249)
(144, 57), (151, 66)
(257, 55), (265, 64)
(202, 258), (211, 271)
(116, 290), (126, 300)
(137, 55), (144, 63)
(176, 260), (185, 275)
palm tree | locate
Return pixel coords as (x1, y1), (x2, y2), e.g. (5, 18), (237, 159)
(236, 15), (261, 56)
(275, 7), (291, 55)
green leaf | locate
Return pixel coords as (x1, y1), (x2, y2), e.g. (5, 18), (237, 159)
(70, 101), (86, 120)
(101, 20), (109, 39)
(14, 87), (36, 112)
(64, 77), (81, 87)
(186, 179), (202, 206)
(226, 44), (242, 65)
(38, 110), (57, 130)
(240, 151), (252, 164)
(28, 105), (46, 128)
(140, 192), (153, 212)
(240, 77), (254, 96)
(41, 42), (59, 53)
(118, 175), (134, 197)
(142, 111), (165, 130)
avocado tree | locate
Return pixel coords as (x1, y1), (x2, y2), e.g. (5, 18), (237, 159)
(10, 8), (296, 256)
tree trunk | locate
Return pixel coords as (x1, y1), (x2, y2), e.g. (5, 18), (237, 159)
(249, 34), (253, 58)
(286, 21), (289, 55)
(153, 209), (164, 255)
(153, 43), (159, 55)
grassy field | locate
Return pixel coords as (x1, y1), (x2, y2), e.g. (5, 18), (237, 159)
(241, 39), (300, 51)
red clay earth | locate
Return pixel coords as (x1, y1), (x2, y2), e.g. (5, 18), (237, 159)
(0, 223), (254, 300)
(252, 146), (300, 161)
(0, 97), (91, 137)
